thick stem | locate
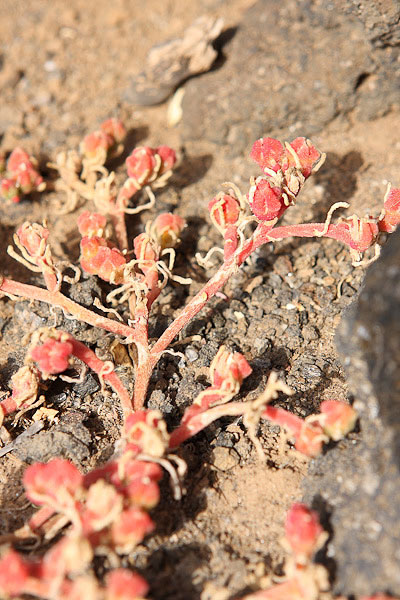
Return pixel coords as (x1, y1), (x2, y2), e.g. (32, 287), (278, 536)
(169, 402), (245, 447)
(0, 278), (137, 339)
(267, 222), (352, 245)
(69, 338), (132, 420)
(133, 357), (157, 411)
(111, 211), (128, 252)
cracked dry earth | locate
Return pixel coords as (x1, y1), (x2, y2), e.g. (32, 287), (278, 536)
(0, 0), (399, 598)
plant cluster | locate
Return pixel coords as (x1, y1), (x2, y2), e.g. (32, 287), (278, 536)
(239, 503), (399, 600)
(0, 118), (398, 599)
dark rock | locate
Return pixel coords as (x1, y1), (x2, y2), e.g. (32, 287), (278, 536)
(339, 0), (400, 46)
(303, 230), (400, 596)
(181, 0), (399, 149)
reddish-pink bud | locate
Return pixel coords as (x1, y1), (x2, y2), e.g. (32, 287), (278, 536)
(151, 212), (185, 248)
(101, 118), (127, 144)
(379, 187), (400, 233)
(250, 137), (285, 173)
(156, 145), (176, 175)
(341, 216), (379, 252)
(319, 400), (357, 441)
(133, 233), (159, 264)
(77, 210), (107, 237)
(16, 222), (49, 258)
(30, 338), (73, 375)
(106, 568), (149, 600)
(23, 458), (83, 506)
(7, 147), (31, 174)
(0, 549), (30, 595)
(126, 147), (157, 186)
(248, 178), (285, 222)
(294, 421), (325, 458)
(286, 137), (322, 178)
(285, 503), (324, 561)
(80, 236), (126, 283)
(126, 478), (160, 510)
(111, 507), (154, 553)
(81, 130), (113, 161)
(208, 193), (241, 230)
(5, 148), (44, 194)
(15, 169), (34, 194)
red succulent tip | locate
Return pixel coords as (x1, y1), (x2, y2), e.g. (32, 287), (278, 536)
(379, 187), (400, 233)
(23, 458), (83, 507)
(77, 210), (107, 238)
(126, 147), (158, 186)
(0, 549), (30, 595)
(155, 145), (177, 175)
(208, 192), (241, 231)
(285, 502), (325, 562)
(101, 118), (127, 144)
(0, 176), (20, 202)
(80, 236), (126, 283)
(30, 337), (74, 376)
(16, 222), (50, 258)
(151, 212), (186, 249)
(248, 178), (286, 223)
(250, 136), (323, 179)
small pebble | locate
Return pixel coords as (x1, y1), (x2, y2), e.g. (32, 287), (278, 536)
(185, 346), (199, 362)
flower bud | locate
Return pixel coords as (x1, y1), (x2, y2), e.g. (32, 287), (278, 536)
(250, 137), (285, 173)
(285, 137), (322, 177)
(0, 550), (29, 596)
(0, 177), (20, 203)
(80, 236), (126, 283)
(379, 187), (400, 233)
(77, 210), (107, 238)
(30, 337), (74, 376)
(16, 222), (50, 259)
(80, 130), (113, 162)
(151, 212), (185, 249)
(248, 178), (285, 222)
(126, 147), (158, 186)
(156, 145), (176, 175)
(101, 118), (127, 144)
(208, 193), (241, 230)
